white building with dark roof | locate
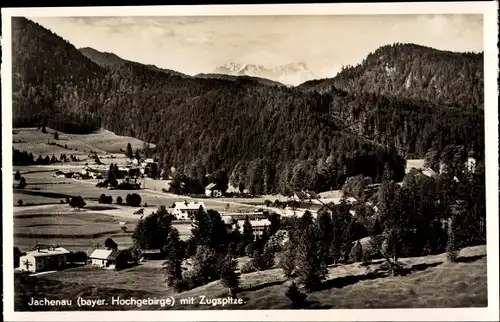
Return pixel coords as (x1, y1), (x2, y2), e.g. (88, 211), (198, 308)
(18, 246), (70, 273)
(205, 183), (222, 197)
(89, 249), (130, 269)
(171, 201), (206, 220)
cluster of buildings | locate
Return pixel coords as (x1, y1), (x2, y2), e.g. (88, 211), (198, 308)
(16, 243), (135, 273)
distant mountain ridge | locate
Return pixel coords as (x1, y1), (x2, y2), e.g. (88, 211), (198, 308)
(79, 47), (187, 77)
(195, 73), (285, 87)
(213, 62), (315, 86)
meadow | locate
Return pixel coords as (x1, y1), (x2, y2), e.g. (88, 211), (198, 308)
(14, 245), (487, 310)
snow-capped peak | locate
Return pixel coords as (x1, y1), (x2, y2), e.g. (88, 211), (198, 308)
(213, 62), (314, 85)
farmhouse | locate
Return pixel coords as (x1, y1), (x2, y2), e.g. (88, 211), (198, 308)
(234, 218), (272, 236)
(89, 249), (131, 270)
(54, 170), (66, 178)
(18, 246), (70, 273)
(64, 171), (75, 178)
(292, 191), (318, 202)
(81, 166), (103, 179)
(466, 156), (476, 173)
(141, 249), (165, 260)
(171, 201), (206, 220)
(283, 202), (323, 218)
(205, 183), (223, 197)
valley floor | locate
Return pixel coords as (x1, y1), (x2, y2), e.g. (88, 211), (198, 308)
(14, 245), (487, 311)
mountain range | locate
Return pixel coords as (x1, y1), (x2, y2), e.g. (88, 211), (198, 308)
(11, 17), (484, 194)
(211, 62), (315, 86)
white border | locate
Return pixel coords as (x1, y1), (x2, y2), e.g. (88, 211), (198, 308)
(2, 2), (499, 321)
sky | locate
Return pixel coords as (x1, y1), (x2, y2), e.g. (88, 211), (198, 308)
(29, 14), (483, 83)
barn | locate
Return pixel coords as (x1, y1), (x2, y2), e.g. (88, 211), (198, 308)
(89, 249), (131, 270)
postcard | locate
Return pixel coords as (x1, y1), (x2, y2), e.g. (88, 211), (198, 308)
(2, 2), (499, 321)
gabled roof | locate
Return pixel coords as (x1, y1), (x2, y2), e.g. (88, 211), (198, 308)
(107, 249), (125, 261)
(293, 191), (308, 200)
(305, 191), (318, 199)
(141, 249), (162, 254)
(89, 249), (113, 260)
(205, 183), (218, 190)
(173, 201), (205, 210)
(26, 247), (70, 258)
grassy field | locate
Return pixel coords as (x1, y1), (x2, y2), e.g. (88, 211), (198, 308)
(14, 245), (487, 311)
(13, 127), (154, 156)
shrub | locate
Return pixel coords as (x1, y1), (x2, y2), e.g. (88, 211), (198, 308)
(17, 200), (23, 206)
(70, 251), (88, 263)
(116, 196), (123, 205)
(126, 193), (142, 207)
(18, 177), (27, 189)
(264, 199), (272, 207)
(69, 196), (86, 209)
(14, 171), (21, 181)
(98, 194), (113, 204)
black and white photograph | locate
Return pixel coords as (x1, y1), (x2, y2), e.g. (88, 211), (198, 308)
(2, 2), (499, 321)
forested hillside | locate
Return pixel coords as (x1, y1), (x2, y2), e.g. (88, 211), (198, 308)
(12, 17), (106, 133)
(300, 43), (484, 111)
(11, 17), (484, 194)
(79, 46), (186, 76)
(309, 88), (484, 159)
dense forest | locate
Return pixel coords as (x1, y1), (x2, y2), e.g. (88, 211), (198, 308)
(300, 43), (484, 111)
(11, 18), (485, 194)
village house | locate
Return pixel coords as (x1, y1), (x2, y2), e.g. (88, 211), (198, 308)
(292, 191), (319, 203)
(140, 249), (165, 260)
(223, 216), (272, 236)
(237, 218), (272, 236)
(283, 202), (324, 218)
(54, 170), (75, 179)
(81, 166), (103, 179)
(18, 245), (70, 273)
(89, 249), (131, 270)
(466, 156), (476, 173)
(205, 183), (223, 198)
(171, 201), (206, 220)
(54, 170), (66, 178)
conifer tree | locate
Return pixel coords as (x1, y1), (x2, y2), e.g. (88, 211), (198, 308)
(295, 225), (327, 292)
(219, 254), (240, 298)
(126, 143), (133, 159)
(285, 282), (307, 309)
(163, 229), (185, 292)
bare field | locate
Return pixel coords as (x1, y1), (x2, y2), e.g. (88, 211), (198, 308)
(14, 245), (487, 310)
